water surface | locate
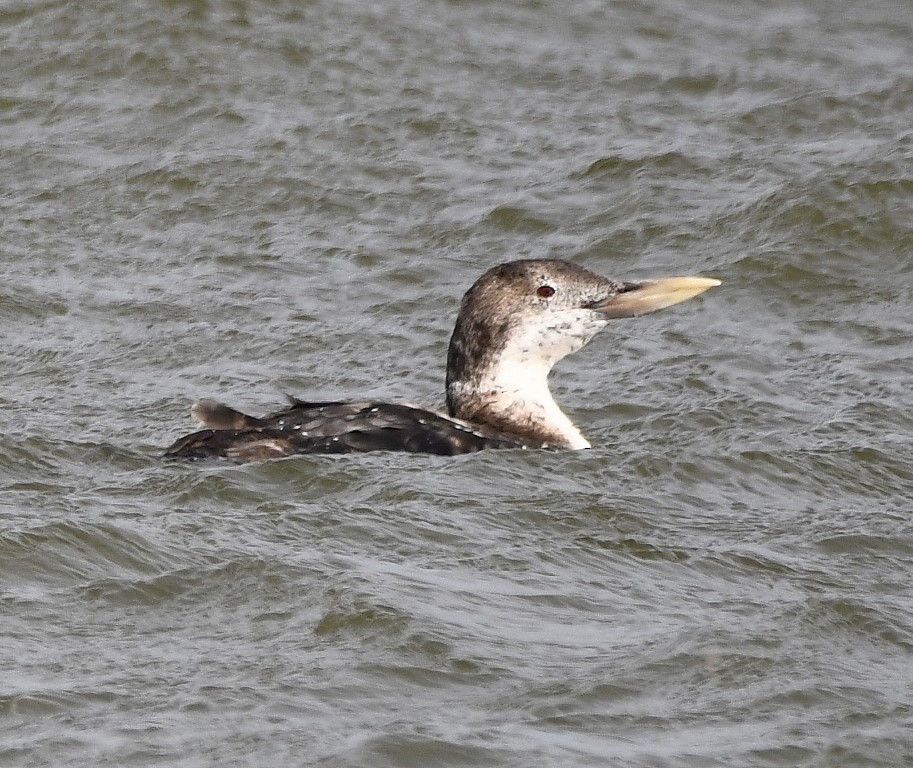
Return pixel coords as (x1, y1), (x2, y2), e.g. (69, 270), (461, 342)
(2, 1), (913, 766)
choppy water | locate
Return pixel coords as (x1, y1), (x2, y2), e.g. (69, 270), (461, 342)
(3, 0), (913, 766)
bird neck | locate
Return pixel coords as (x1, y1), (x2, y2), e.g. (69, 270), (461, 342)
(446, 354), (590, 450)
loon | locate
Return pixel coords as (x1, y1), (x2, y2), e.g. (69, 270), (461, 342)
(164, 259), (719, 462)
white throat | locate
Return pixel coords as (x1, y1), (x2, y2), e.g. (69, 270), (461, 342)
(463, 308), (608, 449)
(483, 359), (591, 449)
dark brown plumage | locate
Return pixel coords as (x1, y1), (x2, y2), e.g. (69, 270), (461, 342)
(164, 399), (526, 462)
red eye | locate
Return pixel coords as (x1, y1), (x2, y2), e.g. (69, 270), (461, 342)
(537, 285), (555, 298)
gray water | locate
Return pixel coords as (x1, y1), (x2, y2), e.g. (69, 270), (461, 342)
(3, 0), (913, 766)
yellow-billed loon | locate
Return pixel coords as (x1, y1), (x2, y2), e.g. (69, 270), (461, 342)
(164, 259), (719, 462)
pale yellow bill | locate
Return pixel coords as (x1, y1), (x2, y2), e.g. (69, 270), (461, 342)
(597, 276), (722, 318)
